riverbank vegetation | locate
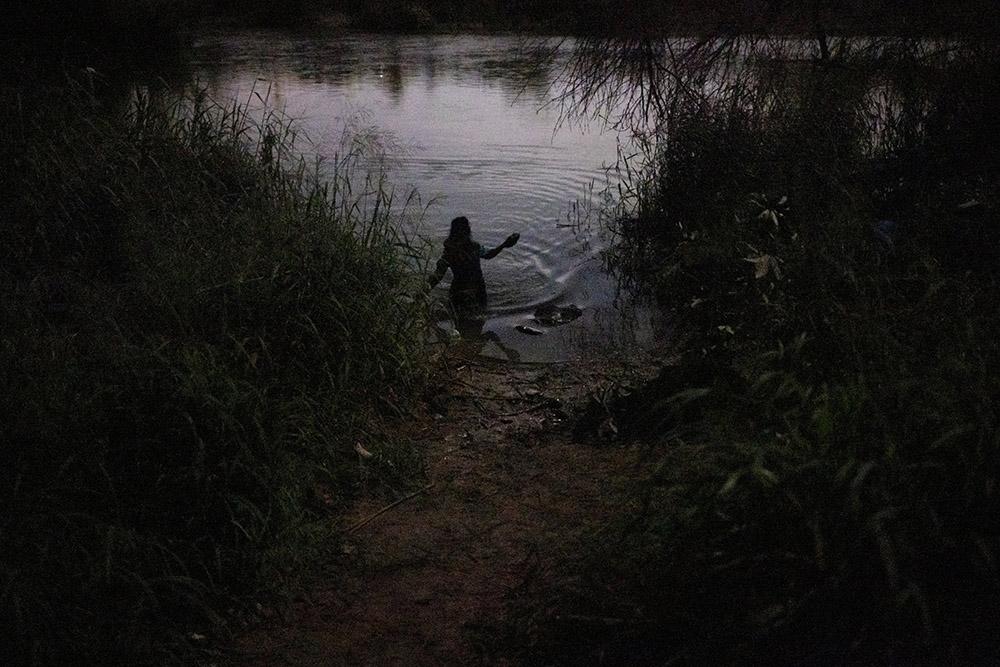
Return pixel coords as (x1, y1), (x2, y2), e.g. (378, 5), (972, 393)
(0, 76), (431, 664)
(506, 21), (1000, 667)
(200, 0), (1000, 35)
(7, 0), (996, 49)
(6, 2), (1000, 665)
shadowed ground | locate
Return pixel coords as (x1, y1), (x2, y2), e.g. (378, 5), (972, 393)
(221, 343), (666, 666)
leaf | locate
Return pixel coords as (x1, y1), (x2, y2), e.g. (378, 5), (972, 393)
(812, 406), (833, 440)
(744, 253), (782, 279)
(719, 471), (743, 496)
(753, 465), (779, 487)
(850, 460), (877, 496)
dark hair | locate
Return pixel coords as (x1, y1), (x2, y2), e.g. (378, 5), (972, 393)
(448, 216), (471, 242)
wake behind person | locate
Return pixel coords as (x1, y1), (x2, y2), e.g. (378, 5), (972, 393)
(428, 216), (519, 320)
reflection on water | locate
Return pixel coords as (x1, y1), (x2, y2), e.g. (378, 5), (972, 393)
(191, 32), (556, 101)
(190, 30), (664, 362)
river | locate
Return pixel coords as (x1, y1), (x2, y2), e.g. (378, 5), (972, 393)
(187, 30), (663, 363)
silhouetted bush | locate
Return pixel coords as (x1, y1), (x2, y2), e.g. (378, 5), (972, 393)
(0, 80), (430, 665)
(512, 36), (1000, 665)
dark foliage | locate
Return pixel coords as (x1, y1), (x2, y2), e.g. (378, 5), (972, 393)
(507, 32), (1000, 667)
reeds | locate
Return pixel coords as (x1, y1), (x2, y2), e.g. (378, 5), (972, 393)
(514, 37), (1000, 664)
(0, 79), (430, 664)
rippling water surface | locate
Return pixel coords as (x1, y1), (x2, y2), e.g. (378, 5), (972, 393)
(190, 32), (662, 362)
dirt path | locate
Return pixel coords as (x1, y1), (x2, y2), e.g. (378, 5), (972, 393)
(223, 343), (665, 666)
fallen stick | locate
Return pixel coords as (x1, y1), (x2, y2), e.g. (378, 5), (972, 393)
(496, 402), (550, 418)
(451, 392), (525, 402)
(347, 483), (436, 534)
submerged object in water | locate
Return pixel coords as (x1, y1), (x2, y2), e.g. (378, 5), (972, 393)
(533, 304), (583, 327)
(515, 304), (583, 335)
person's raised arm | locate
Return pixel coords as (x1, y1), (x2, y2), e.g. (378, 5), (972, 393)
(482, 233), (519, 260)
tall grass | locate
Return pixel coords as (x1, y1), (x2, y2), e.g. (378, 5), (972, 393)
(510, 39), (1000, 665)
(0, 78), (430, 665)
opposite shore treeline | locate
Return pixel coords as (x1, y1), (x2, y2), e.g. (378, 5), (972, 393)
(5, 0), (1000, 50)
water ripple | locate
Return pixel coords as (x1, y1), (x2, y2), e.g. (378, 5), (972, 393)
(191, 31), (653, 362)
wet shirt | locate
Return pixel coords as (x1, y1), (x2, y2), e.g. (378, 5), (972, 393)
(437, 241), (487, 309)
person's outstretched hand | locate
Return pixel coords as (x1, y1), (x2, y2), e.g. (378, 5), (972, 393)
(504, 233), (520, 248)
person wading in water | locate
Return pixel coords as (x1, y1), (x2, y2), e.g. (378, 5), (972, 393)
(428, 216), (519, 318)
